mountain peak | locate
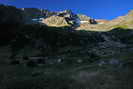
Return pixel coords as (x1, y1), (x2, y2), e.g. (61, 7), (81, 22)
(127, 10), (133, 16)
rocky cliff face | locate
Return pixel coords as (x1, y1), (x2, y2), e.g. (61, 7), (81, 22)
(21, 8), (99, 27)
(42, 16), (71, 27)
(26, 9), (133, 31)
(41, 10), (78, 27)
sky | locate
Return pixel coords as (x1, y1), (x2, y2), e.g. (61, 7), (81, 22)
(0, 0), (133, 20)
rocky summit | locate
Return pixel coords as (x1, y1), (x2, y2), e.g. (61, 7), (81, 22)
(18, 7), (133, 31)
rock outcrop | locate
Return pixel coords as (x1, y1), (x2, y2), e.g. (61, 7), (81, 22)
(42, 16), (71, 27)
(41, 10), (79, 27)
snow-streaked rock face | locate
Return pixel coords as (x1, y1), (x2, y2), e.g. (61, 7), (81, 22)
(32, 18), (44, 23)
(22, 9), (100, 27)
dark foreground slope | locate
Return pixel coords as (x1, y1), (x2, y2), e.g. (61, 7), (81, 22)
(0, 23), (133, 89)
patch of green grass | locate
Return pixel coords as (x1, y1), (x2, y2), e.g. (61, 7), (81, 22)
(112, 25), (129, 29)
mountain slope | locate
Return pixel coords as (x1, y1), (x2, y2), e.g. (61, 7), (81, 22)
(0, 4), (133, 89)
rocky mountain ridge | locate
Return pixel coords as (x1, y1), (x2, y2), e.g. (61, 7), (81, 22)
(1, 4), (133, 31)
(20, 7), (133, 31)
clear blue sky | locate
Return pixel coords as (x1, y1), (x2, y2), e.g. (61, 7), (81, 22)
(0, 0), (133, 20)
